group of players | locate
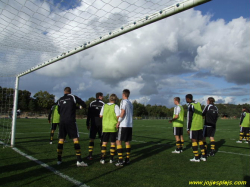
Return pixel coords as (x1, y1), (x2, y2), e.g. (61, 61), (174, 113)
(48, 87), (250, 166)
(48, 87), (133, 167)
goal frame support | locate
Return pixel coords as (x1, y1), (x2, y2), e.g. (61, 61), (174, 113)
(11, 76), (19, 147)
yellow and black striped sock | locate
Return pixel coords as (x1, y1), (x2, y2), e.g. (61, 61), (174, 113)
(210, 140), (215, 151)
(192, 142), (199, 159)
(74, 141), (82, 162)
(110, 144), (116, 160)
(203, 141), (207, 155)
(50, 131), (54, 141)
(57, 141), (64, 161)
(246, 133), (250, 141)
(199, 141), (205, 157)
(181, 140), (184, 150)
(101, 144), (107, 159)
(239, 133), (244, 141)
(176, 141), (181, 151)
(117, 145), (123, 163)
(126, 145), (131, 159)
(88, 141), (94, 156)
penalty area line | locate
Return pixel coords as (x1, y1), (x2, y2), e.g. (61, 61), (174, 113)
(12, 147), (89, 187)
(217, 150), (250, 157)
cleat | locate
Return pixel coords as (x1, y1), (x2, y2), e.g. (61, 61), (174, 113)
(236, 141), (242, 143)
(172, 150), (181, 154)
(244, 141), (249, 144)
(190, 157), (200, 162)
(242, 138), (246, 140)
(50, 142), (52, 144)
(109, 160), (113, 164)
(77, 161), (88, 167)
(86, 156), (93, 160)
(115, 162), (123, 167)
(57, 161), (62, 165)
(180, 150), (183, 153)
(100, 159), (105, 164)
(200, 157), (206, 162)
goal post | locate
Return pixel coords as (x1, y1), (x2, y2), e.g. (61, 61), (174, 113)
(11, 76), (19, 147)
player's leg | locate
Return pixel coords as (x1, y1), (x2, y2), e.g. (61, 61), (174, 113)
(172, 127), (181, 153)
(246, 128), (250, 143)
(109, 132), (117, 163)
(50, 123), (58, 144)
(180, 128), (184, 152)
(124, 127), (132, 164)
(87, 124), (97, 159)
(208, 127), (216, 156)
(202, 125), (207, 156)
(100, 132), (108, 164)
(236, 127), (244, 143)
(57, 122), (65, 164)
(116, 127), (123, 166)
(198, 130), (206, 161)
(190, 131), (200, 162)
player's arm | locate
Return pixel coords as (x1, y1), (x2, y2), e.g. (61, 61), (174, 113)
(48, 107), (53, 123)
(115, 105), (120, 119)
(187, 105), (193, 133)
(239, 112), (245, 127)
(99, 105), (104, 118)
(86, 104), (91, 130)
(169, 106), (180, 123)
(116, 101), (126, 128)
(202, 105), (209, 116)
(75, 96), (87, 108)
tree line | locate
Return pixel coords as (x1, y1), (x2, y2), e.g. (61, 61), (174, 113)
(0, 87), (249, 118)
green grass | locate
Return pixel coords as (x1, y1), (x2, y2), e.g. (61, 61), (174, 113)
(0, 119), (249, 187)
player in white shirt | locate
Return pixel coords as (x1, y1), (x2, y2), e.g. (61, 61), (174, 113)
(116, 89), (133, 166)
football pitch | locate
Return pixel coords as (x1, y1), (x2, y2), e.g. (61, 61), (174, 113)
(0, 119), (249, 187)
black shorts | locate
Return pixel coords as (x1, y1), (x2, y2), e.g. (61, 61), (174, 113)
(173, 127), (183, 136)
(102, 132), (117, 142)
(117, 127), (132, 142)
(59, 121), (79, 139)
(240, 127), (250, 134)
(203, 125), (216, 137)
(51, 123), (59, 130)
(190, 130), (203, 140)
(89, 118), (102, 139)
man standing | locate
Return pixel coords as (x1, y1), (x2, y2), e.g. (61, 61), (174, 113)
(202, 97), (218, 156)
(186, 94), (206, 162)
(236, 107), (250, 144)
(116, 89), (133, 166)
(99, 94), (120, 164)
(57, 87), (87, 167)
(86, 92), (105, 160)
(169, 97), (184, 154)
(48, 103), (60, 144)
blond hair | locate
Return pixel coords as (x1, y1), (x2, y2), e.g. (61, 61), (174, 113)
(109, 94), (117, 102)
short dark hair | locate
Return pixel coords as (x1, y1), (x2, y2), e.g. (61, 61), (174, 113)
(64, 87), (71, 93)
(96, 92), (103, 99)
(242, 107), (249, 112)
(208, 97), (215, 104)
(174, 97), (180, 103)
(185, 94), (193, 100)
(123, 89), (130, 98)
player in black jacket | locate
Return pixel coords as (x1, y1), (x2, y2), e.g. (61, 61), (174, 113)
(57, 87), (88, 167)
(86, 92), (104, 160)
(202, 97), (218, 157)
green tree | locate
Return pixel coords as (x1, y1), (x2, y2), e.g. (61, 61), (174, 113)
(33, 91), (55, 113)
(28, 99), (37, 111)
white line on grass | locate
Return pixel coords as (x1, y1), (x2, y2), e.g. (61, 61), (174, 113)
(12, 147), (89, 187)
(217, 150), (250, 157)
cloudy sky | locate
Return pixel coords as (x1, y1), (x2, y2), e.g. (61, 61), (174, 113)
(1, 0), (249, 108)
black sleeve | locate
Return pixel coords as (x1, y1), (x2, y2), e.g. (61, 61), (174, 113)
(202, 105), (209, 116)
(239, 113), (245, 125)
(86, 104), (91, 126)
(75, 96), (86, 108)
(48, 107), (52, 121)
(187, 105), (193, 131)
(57, 100), (61, 115)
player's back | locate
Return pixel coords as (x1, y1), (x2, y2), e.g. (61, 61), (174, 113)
(205, 104), (218, 126)
(120, 99), (133, 127)
(58, 94), (78, 122)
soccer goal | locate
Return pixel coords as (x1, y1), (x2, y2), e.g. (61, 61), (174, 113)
(0, 0), (211, 147)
